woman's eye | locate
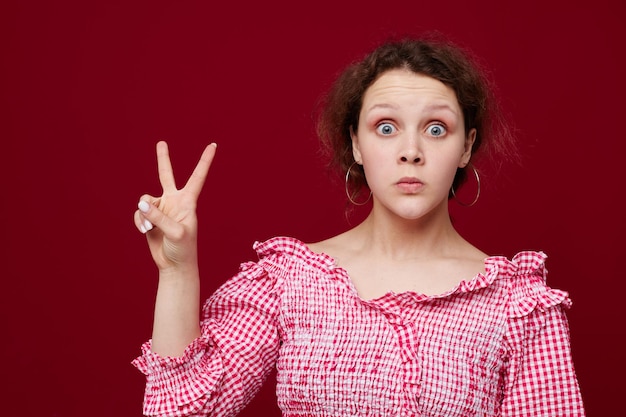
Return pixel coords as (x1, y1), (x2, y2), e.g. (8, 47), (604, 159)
(376, 123), (396, 135)
(426, 124), (446, 137)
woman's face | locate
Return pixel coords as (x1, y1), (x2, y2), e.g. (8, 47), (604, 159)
(351, 69), (475, 221)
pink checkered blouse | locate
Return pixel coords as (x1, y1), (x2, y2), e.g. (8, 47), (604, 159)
(133, 236), (585, 416)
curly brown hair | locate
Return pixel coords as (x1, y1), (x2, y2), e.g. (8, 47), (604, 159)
(317, 35), (515, 203)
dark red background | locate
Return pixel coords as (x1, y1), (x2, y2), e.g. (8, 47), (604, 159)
(1, 1), (624, 416)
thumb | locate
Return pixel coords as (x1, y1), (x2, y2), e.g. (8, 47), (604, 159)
(137, 199), (185, 240)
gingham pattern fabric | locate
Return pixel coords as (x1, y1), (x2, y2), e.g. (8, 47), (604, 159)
(133, 237), (585, 416)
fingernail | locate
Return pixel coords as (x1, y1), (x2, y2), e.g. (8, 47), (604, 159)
(211, 142), (217, 148)
(140, 225), (147, 234)
(138, 200), (150, 213)
(144, 219), (153, 231)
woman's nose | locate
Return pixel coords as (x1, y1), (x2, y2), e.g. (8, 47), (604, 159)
(399, 135), (423, 164)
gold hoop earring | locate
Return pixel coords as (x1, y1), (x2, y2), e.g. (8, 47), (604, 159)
(451, 166), (480, 207)
(345, 162), (372, 206)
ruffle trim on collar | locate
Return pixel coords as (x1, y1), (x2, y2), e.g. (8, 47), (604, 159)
(252, 236), (571, 316)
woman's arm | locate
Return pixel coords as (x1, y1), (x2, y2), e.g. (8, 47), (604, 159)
(134, 141), (216, 357)
(502, 305), (585, 416)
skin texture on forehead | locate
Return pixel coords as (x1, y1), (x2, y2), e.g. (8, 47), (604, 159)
(359, 69), (464, 127)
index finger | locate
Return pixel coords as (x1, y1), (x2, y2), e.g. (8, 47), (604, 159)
(156, 141), (177, 192)
(183, 143), (217, 197)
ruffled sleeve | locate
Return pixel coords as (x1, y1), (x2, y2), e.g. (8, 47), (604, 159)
(500, 251), (585, 416)
(132, 254), (282, 417)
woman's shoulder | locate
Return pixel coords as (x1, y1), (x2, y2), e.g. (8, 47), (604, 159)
(230, 236), (338, 291)
(484, 251), (548, 279)
(251, 229), (357, 262)
(482, 251), (572, 317)
(250, 236), (337, 271)
(306, 231), (353, 258)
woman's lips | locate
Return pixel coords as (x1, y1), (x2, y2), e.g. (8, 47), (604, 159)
(396, 177), (424, 193)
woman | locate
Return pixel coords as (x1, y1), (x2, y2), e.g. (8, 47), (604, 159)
(133, 37), (585, 416)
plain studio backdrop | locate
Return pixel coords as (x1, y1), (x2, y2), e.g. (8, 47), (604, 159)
(1, 1), (623, 416)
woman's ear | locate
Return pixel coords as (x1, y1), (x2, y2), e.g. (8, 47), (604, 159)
(350, 126), (362, 163)
(460, 128), (476, 167)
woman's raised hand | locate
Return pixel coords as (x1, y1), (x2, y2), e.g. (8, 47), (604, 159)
(134, 141), (217, 272)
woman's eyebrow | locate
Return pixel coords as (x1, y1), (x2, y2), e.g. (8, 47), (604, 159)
(423, 103), (459, 116)
(365, 103), (400, 113)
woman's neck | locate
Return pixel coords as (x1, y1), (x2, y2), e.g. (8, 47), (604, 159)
(352, 202), (465, 261)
